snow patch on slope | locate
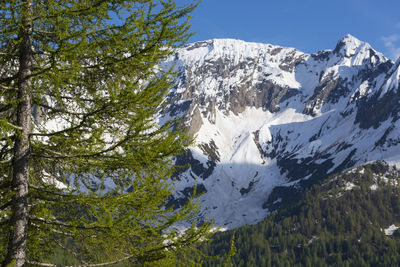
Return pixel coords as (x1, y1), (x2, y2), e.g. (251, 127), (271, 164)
(384, 224), (399, 236)
(379, 58), (400, 98)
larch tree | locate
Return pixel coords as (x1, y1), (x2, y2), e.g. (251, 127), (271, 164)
(0, 0), (211, 266)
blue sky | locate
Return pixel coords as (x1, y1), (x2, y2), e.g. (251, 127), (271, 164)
(182, 0), (400, 60)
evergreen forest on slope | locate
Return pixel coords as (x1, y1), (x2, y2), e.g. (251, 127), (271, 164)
(201, 161), (400, 266)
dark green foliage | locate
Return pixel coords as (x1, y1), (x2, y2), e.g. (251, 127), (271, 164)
(0, 0), (211, 265)
(202, 161), (400, 266)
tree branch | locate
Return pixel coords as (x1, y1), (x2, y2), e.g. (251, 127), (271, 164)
(26, 253), (136, 267)
(32, 29), (56, 35)
(30, 217), (110, 230)
(0, 158), (12, 164)
(0, 73), (18, 83)
(0, 84), (16, 90)
(30, 103), (109, 137)
(30, 185), (71, 196)
(0, 200), (11, 210)
(0, 180), (11, 189)
(30, 222), (74, 237)
(32, 128), (132, 159)
(36, 102), (87, 116)
(0, 103), (13, 113)
(53, 239), (87, 264)
(33, 0), (106, 21)
(2, 121), (24, 131)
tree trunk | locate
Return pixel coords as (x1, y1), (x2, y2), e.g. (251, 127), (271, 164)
(3, 0), (33, 266)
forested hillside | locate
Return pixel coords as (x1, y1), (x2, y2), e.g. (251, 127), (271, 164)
(202, 161), (400, 266)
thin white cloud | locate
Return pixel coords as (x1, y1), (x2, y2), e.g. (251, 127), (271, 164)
(382, 34), (400, 60)
(382, 34), (400, 43)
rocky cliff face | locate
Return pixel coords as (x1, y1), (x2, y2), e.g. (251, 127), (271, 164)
(161, 35), (400, 229)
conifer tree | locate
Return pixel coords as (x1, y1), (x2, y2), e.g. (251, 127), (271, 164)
(0, 0), (210, 266)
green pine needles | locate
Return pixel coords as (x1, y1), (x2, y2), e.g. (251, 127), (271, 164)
(0, 1), (211, 266)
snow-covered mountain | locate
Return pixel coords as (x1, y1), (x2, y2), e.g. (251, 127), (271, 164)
(162, 34), (400, 229)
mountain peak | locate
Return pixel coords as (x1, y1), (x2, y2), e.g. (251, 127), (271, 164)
(333, 34), (367, 57)
(340, 34), (362, 43)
